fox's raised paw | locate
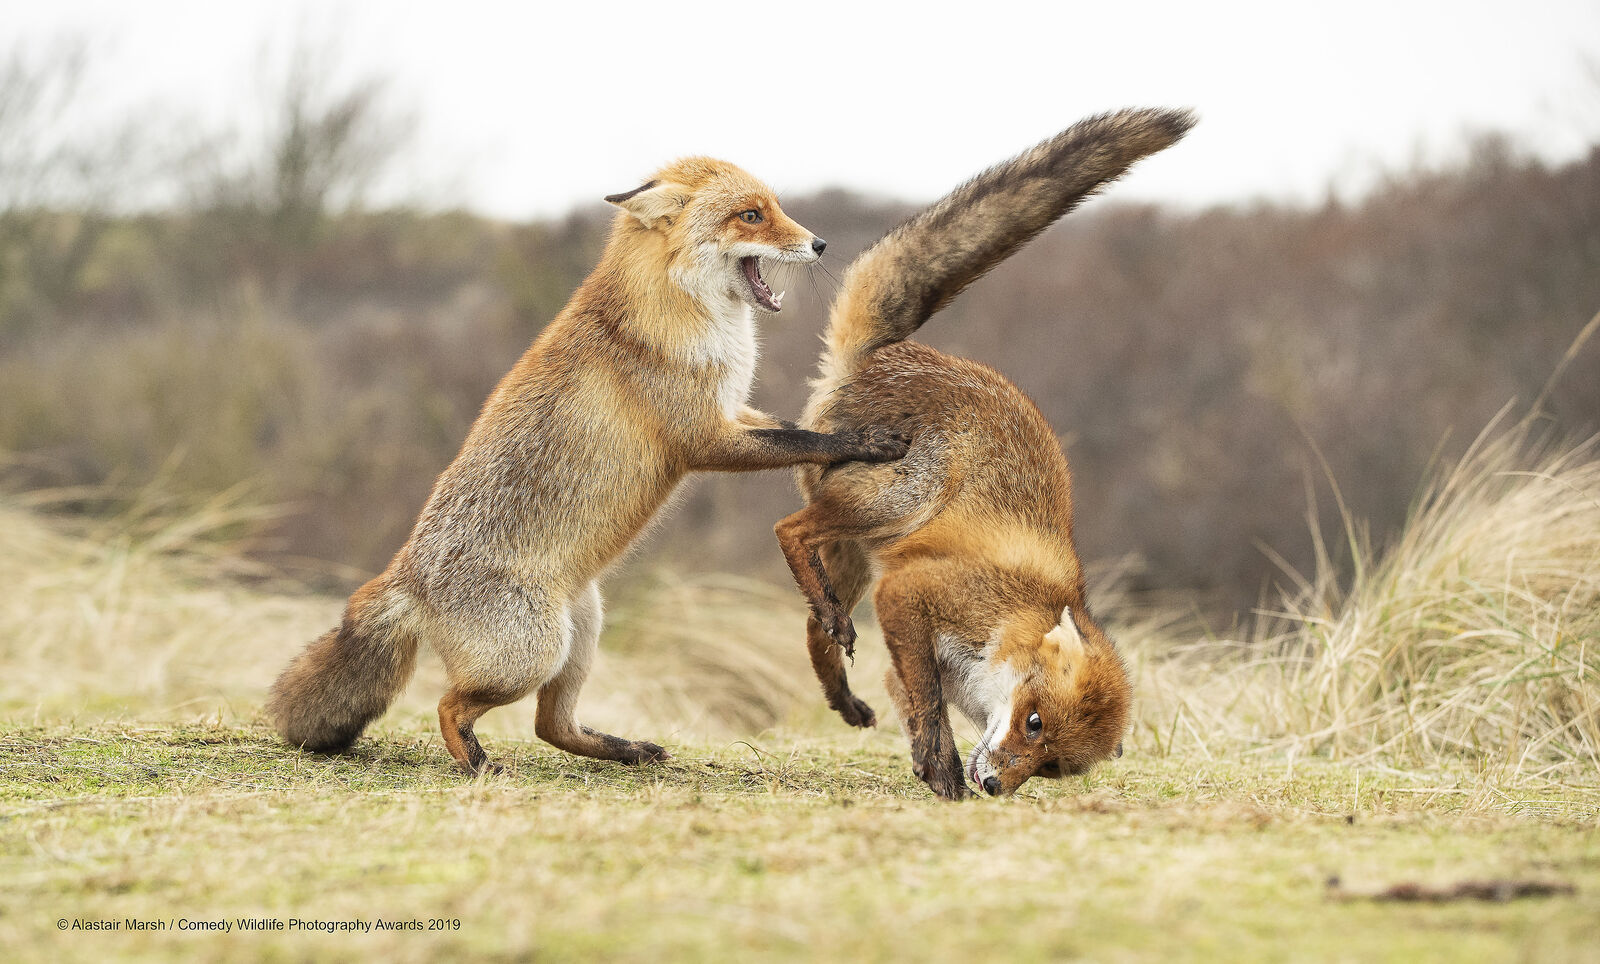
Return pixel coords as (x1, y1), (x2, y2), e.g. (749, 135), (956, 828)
(831, 693), (877, 729)
(842, 426), (910, 464)
(821, 612), (858, 658)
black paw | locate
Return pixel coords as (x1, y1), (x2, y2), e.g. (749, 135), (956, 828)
(844, 426), (910, 464)
(820, 611), (858, 658)
(831, 693), (877, 729)
(620, 740), (671, 765)
(926, 768), (972, 801)
(912, 750), (970, 800)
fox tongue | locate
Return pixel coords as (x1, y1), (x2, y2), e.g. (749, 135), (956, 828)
(740, 256), (781, 311)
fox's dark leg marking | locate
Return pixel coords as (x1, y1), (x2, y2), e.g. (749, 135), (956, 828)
(690, 425), (909, 473)
(566, 724), (667, 763)
(775, 504), (880, 658)
(803, 540), (877, 728)
(877, 576), (968, 800)
(776, 456), (929, 655)
(750, 426), (911, 465)
(885, 665), (960, 782)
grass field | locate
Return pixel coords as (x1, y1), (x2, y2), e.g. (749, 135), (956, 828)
(5, 723), (1597, 962)
(3, 414), (1598, 961)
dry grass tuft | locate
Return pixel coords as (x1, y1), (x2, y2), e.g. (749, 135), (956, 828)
(599, 574), (821, 736)
(0, 490), (835, 743)
(1140, 411), (1600, 783)
(0, 484), (318, 720)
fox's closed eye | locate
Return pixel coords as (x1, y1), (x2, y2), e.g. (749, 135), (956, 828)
(739, 209), (762, 223)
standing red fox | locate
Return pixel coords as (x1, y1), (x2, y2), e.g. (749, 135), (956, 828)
(776, 108), (1195, 799)
(268, 158), (907, 774)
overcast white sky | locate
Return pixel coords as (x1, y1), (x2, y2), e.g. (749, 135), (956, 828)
(9, 0), (1600, 217)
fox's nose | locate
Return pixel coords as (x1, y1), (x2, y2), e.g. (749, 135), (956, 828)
(981, 776), (1002, 796)
(811, 237), (827, 255)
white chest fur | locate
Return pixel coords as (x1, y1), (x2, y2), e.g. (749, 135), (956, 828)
(936, 630), (1015, 731)
(686, 300), (759, 419)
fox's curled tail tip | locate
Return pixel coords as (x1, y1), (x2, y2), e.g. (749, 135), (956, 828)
(1152, 105), (1200, 129)
(1159, 106), (1199, 138)
(265, 679), (361, 755)
(1116, 105), (1199, 145)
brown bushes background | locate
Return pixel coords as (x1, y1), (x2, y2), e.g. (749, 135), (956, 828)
(2, 46), (1597, 617)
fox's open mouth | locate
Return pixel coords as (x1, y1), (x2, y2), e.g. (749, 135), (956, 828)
(968, 735), (992, 788)
(739, 256), (784, 313)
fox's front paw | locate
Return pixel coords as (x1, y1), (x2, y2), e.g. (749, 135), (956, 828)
(841, 426), (910, 464)
(913, 757), (972, 801)
(930, 774), (973, 801)
(619, 740), (672, 765)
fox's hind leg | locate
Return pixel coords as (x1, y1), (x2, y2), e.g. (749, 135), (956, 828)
(777, 457), (933, 653)
(776, 495), (891, 729)
(438, 689), (507, 775)
(432, 573), (566, 776)
(535, 581), (670, 765)
(776, 503), (870, 657)
(802, 540), (877, 728)
(778, 450), (944, 732)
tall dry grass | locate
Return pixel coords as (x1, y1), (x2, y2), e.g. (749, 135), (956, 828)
(1139, 407), (1600, 783)
(0, 484), (830, 741)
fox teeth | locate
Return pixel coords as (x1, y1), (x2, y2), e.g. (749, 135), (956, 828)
(774, 290), (785, 309)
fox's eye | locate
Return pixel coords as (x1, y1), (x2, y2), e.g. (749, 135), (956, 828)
(1025, 712), (1043, 737)
(739, 209), (762, 223)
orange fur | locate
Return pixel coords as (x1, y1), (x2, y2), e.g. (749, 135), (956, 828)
(775, 109), (1194, 799)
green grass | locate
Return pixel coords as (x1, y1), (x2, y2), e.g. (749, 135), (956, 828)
(3, 723), (1597, 962)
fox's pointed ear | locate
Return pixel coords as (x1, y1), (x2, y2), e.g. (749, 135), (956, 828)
(1044, 608), (1086, 661)
(604, 179), (689, 228)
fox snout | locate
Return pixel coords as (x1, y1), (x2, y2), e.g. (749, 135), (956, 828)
(786, 232), (826, 263)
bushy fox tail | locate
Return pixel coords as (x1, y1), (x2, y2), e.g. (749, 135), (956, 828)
(818, 107), (1196, 382)
(266, 576), (420, 753)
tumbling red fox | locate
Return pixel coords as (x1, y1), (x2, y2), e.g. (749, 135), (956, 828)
(775, 108), (1195, 799)
(268, 157), (907, 774)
